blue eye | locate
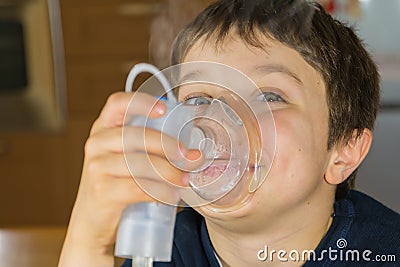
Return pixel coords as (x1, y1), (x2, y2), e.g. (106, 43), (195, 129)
(184, 96), (212, 106)
(258, 92), (286, 103)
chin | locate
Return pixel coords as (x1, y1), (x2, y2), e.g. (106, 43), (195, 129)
(193, 192), (257, 221)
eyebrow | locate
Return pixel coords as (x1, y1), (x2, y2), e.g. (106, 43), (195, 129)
(177, 70), (203, 84)
(254, 64), (303, 85)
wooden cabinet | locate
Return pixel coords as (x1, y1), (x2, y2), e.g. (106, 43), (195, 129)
(62, 4), (161, 57)
(0, 118), (91, 226)
(0, 0), (216, 227)
(0, 227), (67, 267)
(0, 0), (164, 226)
(61, 0), (166, 118)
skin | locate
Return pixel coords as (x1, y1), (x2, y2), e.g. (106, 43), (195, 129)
(180, 34), (372, 266)
(58, 32), (372, 267)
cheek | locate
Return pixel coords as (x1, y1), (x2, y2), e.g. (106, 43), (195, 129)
(262, 110), (329, 201)
(274, 113), (314, 177)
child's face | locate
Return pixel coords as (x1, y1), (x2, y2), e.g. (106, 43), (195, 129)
(178, 33), (335, 223)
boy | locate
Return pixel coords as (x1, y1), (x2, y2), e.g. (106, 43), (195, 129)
(59, 0), (400, 266)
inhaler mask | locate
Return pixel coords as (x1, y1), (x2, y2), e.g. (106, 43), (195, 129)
(115, 62), (275, 267)
(123, 62), (276, 212)
(116, 62), (275, 265)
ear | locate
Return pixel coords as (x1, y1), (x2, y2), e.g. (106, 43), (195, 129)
(324, 129), (373, 185)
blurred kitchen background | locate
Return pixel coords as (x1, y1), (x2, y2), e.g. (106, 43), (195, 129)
(327, 0), (400, 215)
(0, 0), (398, 266)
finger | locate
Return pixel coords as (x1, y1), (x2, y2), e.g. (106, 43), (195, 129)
(126, 153), (188, 187)
(87, 161), (182, 206)
(88, 177), (180, 208)
(89, 177), (154, 204)
(91, 92), (166, 134)
(132, 177), (181, 204)
(89, 153), (188, 187)
(86, 127), (185, 162)
(182, 149), (205, 172)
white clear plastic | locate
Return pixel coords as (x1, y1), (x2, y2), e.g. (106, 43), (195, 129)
(115, 63), (180, 266)
(116, 62), (276, 265)
(114, 202), (176, 263)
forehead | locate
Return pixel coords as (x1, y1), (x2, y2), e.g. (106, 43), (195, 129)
(181, 32), (325, 93)
(182, 32), (326, 96)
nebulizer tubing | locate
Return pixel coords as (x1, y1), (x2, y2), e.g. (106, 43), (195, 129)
(114, 63), (178, 267)
(124, 63), (177, 102)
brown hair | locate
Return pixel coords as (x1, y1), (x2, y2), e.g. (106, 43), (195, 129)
(171, 0), (380, 199)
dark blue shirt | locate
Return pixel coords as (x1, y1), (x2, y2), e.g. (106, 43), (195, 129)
(122, 190), (400, 266)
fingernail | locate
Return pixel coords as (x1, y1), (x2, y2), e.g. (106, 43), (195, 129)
(154, 101), (166, 115)
(187, 150), (202, 161)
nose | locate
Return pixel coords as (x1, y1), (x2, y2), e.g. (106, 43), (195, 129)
(191, 116), (231, 159)
(203, 98), (243, 127)
(189, 99), (246, 159)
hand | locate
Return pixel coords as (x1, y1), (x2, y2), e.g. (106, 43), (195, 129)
(58, 92), (197, 267)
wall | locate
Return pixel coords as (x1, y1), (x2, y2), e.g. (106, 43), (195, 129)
(0, 0), (214, 226)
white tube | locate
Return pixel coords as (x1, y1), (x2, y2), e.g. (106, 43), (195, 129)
(125, 63), (177, 103)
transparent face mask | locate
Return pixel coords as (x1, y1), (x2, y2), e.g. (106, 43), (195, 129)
(123, 62), (276, 213)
